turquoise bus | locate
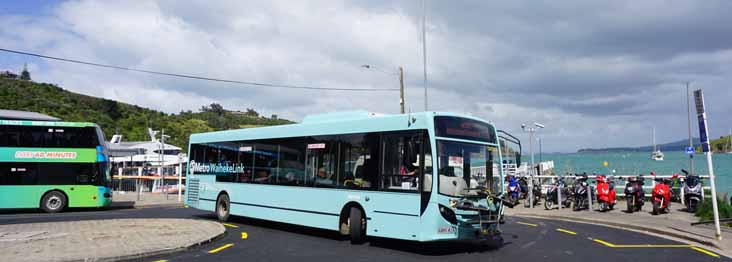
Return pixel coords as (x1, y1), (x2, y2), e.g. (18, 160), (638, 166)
(0, 120), (112, 212)
(185, 111), (514, 245)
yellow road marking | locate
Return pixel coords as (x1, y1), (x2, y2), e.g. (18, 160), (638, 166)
(556, 228), (577, 235)
(241, 232), (248, 239)
(690, 246), (720, 258)
(208, 243), (234, 254)
(223, 223), (239, 228)
(516, 221), (538, 227)
(152, 260), (168, 262)
(593, 239), (719, 257)
(593, 239), (616, 247)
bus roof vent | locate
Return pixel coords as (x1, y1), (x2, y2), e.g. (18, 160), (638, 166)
(302, 110), (383, 124)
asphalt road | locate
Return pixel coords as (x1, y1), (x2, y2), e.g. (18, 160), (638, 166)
(0, 207), (726, 262)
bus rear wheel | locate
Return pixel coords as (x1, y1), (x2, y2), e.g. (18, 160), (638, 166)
(349, 207), (366, 244)
(41, 191), (66, 213)
(216, 194), (230, 222)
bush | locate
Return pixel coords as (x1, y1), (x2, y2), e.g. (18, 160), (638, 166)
(695, 196), (732, 227)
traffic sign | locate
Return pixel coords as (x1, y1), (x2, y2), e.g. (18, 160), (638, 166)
(686, 147), (694, 154)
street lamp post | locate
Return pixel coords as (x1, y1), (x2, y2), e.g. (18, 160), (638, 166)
(361, 65), (405, 114)
(522, 122), (545, 208)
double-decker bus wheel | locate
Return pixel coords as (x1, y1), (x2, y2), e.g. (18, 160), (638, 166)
(41, 191), (66, 213)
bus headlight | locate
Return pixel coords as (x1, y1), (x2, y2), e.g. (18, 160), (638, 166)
(439, 204), (458, 224)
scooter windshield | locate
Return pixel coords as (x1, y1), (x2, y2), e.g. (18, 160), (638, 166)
(686, 176), (700, 187)
(436, 140), (500, 197)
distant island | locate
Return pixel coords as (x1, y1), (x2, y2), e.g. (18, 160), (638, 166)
(578, 136), (731, 153)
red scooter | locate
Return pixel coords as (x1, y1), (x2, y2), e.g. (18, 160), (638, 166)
(596, 175), (616, 212)
(651, 172), (678, 215)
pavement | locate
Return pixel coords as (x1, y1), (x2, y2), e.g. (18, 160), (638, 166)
(111, 191), (185, 209)
(0, 218), (224, 262)
(504, 198), (732, 257)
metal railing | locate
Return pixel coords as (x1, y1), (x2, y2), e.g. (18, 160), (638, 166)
(112, 166), (187, 202)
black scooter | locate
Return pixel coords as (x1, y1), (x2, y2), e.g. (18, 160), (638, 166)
(572, 173), (591, 211)
(545, 176), (572, 209)
(625, 174), (645, 213)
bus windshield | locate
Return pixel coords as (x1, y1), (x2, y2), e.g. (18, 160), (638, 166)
(437, 140), (499, 197)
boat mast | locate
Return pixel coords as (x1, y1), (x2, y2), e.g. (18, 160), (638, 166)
(652, 127), (657, 152)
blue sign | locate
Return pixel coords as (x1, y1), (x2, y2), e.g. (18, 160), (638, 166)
(686, 147), (695, 154)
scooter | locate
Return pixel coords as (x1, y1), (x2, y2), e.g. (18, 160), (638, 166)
(595, 174), (616, 212)
(624, 174), (645, 213)
(545, 176), (572, 210)
(573, 173), (591, 211)
(681, 169), (702, 213)
(651, 172), (678, 215)
(507, 175), (521, 204)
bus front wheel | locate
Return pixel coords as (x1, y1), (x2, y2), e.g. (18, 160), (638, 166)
(349, 207), (366, 244)
(41, 191), (66, 213)
(216, 194), (230, 222)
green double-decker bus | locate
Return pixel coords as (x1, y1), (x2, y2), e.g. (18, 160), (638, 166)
(0, 120), (112, 212)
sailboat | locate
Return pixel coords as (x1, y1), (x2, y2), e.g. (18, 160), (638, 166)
(651, 127), (664, 161)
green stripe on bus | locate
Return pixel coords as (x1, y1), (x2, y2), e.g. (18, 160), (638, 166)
(0, 148), (97, 163)
(0, 120), (96, 127)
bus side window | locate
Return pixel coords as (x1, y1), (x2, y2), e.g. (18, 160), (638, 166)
(338, 133), (375, 190)
(381, 133), (420, 192)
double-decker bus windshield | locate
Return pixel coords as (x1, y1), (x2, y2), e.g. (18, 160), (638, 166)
(437, 140), (498, 197)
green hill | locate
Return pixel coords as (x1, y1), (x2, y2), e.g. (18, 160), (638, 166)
(0, 78), (293, 151)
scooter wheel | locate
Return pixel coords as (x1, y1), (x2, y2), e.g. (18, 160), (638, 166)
(652, 201), (660, 215)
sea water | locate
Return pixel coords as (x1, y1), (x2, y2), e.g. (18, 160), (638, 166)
(538, 151), (732, 196)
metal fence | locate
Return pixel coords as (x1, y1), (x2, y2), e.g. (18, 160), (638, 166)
(112, 166), (186, 201)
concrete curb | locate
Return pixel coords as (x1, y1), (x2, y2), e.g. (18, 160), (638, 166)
(72, 220), (226, 262)
(515, 213), (729, 258)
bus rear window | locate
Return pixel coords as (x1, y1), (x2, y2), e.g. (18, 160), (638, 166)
(434, 116), (496, 143)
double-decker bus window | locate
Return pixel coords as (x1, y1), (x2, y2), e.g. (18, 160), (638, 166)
(0, 163), (38, 185)
(381, 133), (421, 192)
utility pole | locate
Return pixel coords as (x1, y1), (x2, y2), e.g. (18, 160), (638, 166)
(422, 0), (428, 111)
(399, 66), (405, 114)
(686, 82), (694, 174)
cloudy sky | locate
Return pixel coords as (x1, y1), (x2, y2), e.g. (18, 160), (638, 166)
(2, 0), (731, 152)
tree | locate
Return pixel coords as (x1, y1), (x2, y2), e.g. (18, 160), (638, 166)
(245, 108), (259, 117)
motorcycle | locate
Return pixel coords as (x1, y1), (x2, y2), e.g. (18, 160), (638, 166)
(545, 176), (572, 210)
(624, 174), (645, 213)
(524, 177), (542, 208)
(595, 174), (616, 212)
(651, 172), (678, 215)
(681, 169), (702, 213)
(507, 175), (520, 204)
(572, 173), (592, 211)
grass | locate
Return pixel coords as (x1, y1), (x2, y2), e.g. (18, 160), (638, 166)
(695, 193), (732, 227)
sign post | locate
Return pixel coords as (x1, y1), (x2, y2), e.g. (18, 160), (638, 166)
(693, 89), (722, 241)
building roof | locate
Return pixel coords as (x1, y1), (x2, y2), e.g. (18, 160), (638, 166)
(0, 109), (60, 121)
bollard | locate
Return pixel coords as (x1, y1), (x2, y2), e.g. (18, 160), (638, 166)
(587, 183), (593, 211)
(137, 167), (142, 201)
(529, 177), (534, 208)
(558, 180), (562, 211)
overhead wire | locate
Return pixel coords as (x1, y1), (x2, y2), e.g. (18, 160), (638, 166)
(0, 48), (398, 92)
